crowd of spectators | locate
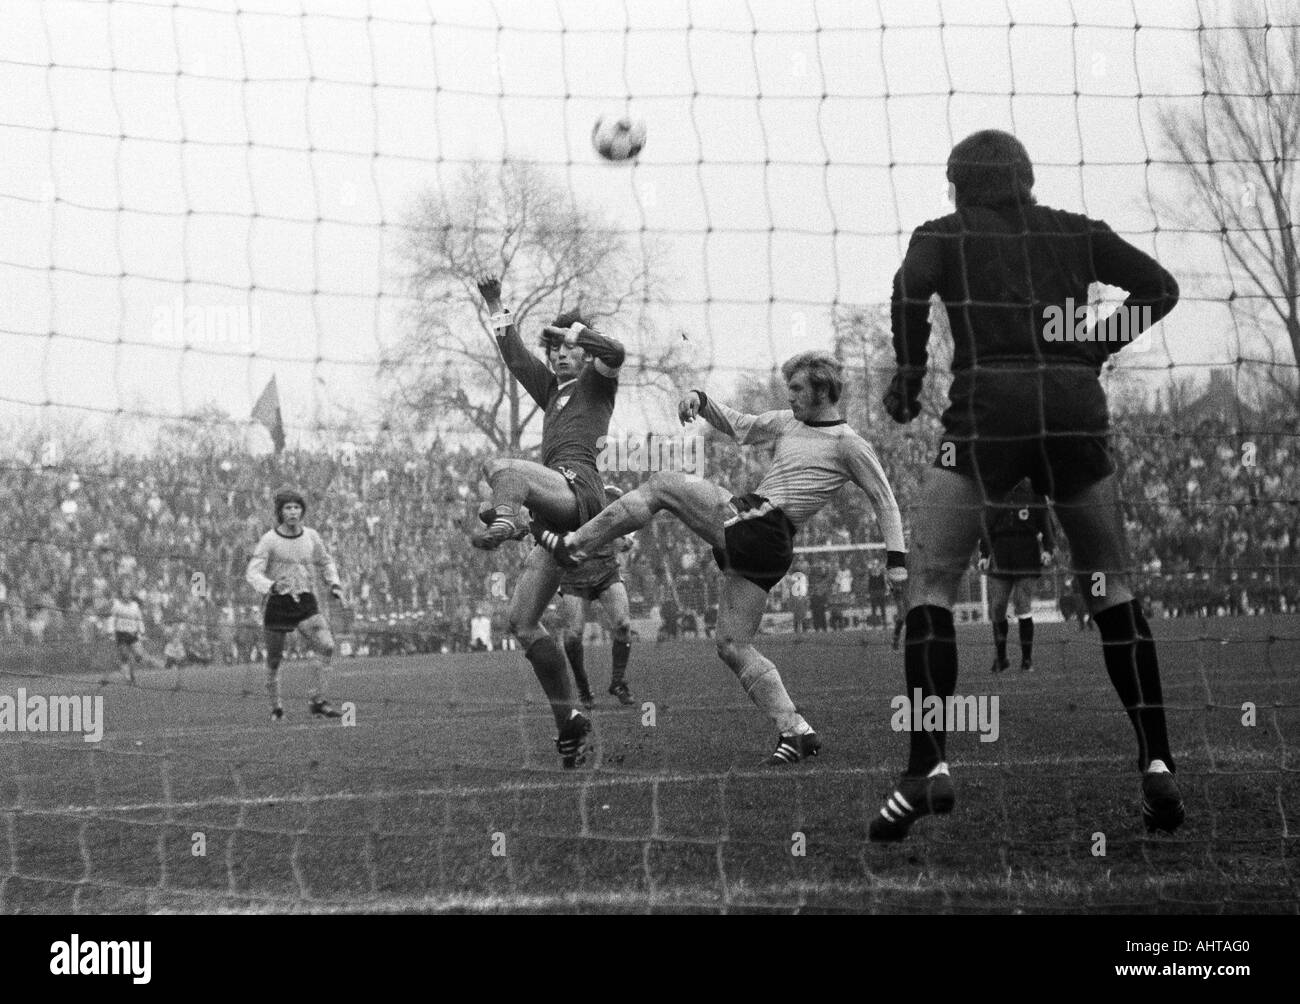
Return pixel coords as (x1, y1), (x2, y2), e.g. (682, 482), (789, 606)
(2, 397), (1296, 667)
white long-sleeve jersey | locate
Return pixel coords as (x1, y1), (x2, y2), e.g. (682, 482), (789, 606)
(698, 396), (906, 552)
(245, 526), (341, 599)
(111, 598), (146, 636)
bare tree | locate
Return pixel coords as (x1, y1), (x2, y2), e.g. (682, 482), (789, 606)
(1156, 13), (1300, 400)
(832, 302), (952, 426)
(385, 159), (690, 450)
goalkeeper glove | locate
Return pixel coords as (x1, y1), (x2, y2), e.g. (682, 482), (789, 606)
(883, 370), (924, 424)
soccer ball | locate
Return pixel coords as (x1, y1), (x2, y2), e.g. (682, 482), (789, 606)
(592, 115), (646, 162)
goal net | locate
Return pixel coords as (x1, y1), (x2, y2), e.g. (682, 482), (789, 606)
(0, 0), (1296, 915)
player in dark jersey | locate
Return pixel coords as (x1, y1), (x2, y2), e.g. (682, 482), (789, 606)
(558, 487), (636, 708)
(870, 129), (1184, 841)
(979, 478), (1055, 673)
(472, 277), (625, 767)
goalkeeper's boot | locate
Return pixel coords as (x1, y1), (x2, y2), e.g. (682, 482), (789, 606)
(555, 711), (592, 769)
(868, 764), (956, 842)
(270, 704), (285, 723)
(766, 731), (821, 766)
(609, 681), (635, 706)
(470, 504), (530, 551)
(531, 524), (582, 569)
(1141, 761), (1185, 834)
(989, 656), (1010, 674)
(1020, 658), (1035, 673)
(309, 698), (343, 719)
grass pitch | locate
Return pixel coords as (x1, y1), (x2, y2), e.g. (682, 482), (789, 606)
(2, 615), (1296, 914)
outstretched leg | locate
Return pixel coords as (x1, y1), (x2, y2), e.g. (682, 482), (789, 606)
(538, 471), (733, 565)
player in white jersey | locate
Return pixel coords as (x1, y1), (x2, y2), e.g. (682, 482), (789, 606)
(535, 351), (908, 764)
(245, 488), (347, 721)
(110, 588), (161, 683)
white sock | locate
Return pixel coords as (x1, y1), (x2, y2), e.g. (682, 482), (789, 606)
(928, 762), (950, 778)
(1146, 758), (1170, 774)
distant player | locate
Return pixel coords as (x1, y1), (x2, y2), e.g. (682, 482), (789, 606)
(787, 560), (810, 633)
(979, 477), (1054, 673)
(110, 587), (160, 683)
(872, 129), (1183, 841)
(245, 488), (347, 721)
(534, 351), (907, 764)
(558, 486), (636, 708)
(471, 276), (626, 767)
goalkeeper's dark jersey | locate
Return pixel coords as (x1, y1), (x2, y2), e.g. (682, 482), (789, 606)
(495, 325), (619, 474)
(891, 201), (1179, 499)
(892, 203), (1179, 374)
(980, 482), (1054, 576)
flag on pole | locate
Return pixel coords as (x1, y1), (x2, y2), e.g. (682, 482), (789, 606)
(251, 375), (285, 453)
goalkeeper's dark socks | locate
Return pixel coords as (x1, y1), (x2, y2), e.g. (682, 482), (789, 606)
(1018, 616), (1034, 661)
(992, 618), (1009, 663)
(1094, 600), (1174, 772)
(524, 635), (576, 729)
(563, 635), (590, 694)
(903, 605), (958, 775)
(612, 639), (631, 679)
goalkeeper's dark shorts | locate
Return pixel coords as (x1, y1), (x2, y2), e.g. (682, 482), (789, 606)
(264, 592), (320, 633)
(712, 493), (797, 593)
(935, 363), (1115, 502)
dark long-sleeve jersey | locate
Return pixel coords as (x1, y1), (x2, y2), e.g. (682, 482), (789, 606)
(892, 204), (1179, 374)
(494, 320), (624, 472)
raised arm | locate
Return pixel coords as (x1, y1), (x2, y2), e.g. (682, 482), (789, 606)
(544, 321), (625, 379)
(677, 389), (790, 445)
(477, 276), (555, 408)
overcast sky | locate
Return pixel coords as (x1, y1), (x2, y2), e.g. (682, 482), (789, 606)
(0, 0), (1287, 451)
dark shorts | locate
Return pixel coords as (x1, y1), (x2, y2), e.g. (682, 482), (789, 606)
(115, 631), (139, 646)
(990, 569), (1041, 584)
(559, 562), (622, 601)
(537, 463), (608, 534)
(990, 537), (1043, 578)
(264, 592), (320, 633)
(712, 493), (797, 593)
(935, 364), (1115, 500)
